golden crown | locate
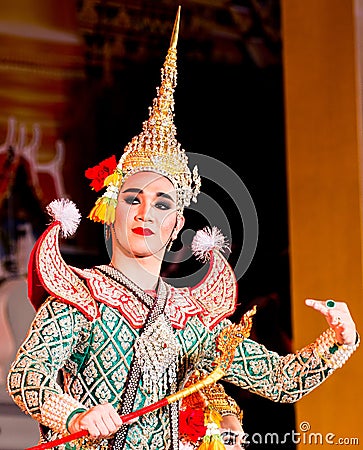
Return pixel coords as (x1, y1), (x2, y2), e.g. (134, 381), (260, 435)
(88, 6), (201, 225)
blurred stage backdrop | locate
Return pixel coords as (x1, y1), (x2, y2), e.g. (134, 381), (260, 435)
(0, 1), (362, 450)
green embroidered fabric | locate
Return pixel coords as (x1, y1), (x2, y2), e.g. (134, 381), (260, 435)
(8, 296), (336, 450)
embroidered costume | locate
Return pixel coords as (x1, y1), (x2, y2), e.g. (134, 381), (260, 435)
(7, 7), (359, 450)
(7, 213), (358, 449)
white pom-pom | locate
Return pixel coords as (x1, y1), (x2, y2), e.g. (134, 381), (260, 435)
(46, 198), (81, 238)
(191, 226), (229, 261)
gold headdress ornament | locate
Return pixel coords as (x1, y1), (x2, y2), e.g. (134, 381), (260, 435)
(181, 307), (257, 417)
(178, 309), (256, 450)
(88, 6), (201, 225)
(201, 382), (243, 423)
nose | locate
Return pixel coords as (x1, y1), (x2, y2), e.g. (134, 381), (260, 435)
(135, 202), (152, 222)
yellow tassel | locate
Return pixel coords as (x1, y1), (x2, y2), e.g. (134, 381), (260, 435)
(197, 437), (210, 450)
(209, 437), (225, 450)
(197, 436), (226, 450)
(88, 199), (106, 223)
(205, 410), (222, 427)
(104, 201), (116, 225)
(197, 409), (226, 450)
(88, 197), (117, 225)
(104, 170), (122, 187)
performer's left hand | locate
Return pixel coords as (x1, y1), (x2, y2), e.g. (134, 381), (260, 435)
(305, 298), (357, 346)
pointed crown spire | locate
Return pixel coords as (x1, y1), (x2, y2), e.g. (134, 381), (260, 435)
(88, 6), (201, 225)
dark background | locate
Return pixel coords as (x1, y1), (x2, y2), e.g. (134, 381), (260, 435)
(76, 4), (295, 446)
(0, 1), (296, 448)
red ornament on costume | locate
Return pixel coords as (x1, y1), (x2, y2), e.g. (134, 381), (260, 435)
(179, 407), (207, 443)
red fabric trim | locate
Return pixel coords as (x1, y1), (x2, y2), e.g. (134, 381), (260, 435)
(27, 233), (44, 311)
(27, 225), (236, 329)
(71, 267), (205, 329)
(27, 221), (99, 321)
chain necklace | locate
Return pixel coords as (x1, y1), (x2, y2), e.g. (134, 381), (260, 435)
(99, 264), (179, 450)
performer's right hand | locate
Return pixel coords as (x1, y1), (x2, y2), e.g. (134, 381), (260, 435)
(68, 403), (123, 438)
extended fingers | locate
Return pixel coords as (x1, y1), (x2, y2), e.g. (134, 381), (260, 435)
(305, 298), (356, 345)
(305, 298), (329, 315)
(305, 298), (348, 316)
(305, 298), (346, 328)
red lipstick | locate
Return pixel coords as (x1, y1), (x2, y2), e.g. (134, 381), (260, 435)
(132, 227), (154, 236)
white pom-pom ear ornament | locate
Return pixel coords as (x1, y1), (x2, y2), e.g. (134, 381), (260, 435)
(46, 198), (81, 238)
(190, 226), (237, 329)
(28, 198), (98, 319)
(191, 226), (230, 262)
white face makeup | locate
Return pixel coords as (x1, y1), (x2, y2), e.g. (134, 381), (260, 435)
(113, 171), (184, 259)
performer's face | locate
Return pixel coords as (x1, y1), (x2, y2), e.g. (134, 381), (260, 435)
(113, 171), (184, 258)
(219, 415), (246, 450)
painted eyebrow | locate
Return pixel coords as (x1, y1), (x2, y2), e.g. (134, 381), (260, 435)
(121, 188), (175, 202)
(121, 188), (142, 194)
(156, 192), (175, 202)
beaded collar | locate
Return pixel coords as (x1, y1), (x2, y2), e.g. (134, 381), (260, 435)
(96, 264), (157, 309)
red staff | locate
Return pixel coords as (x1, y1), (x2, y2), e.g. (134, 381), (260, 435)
(25, 306), (256, 450)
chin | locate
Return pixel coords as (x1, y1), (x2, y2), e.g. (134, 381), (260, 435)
(129, 246), (161, 257)
(134, 238), (164, 251)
